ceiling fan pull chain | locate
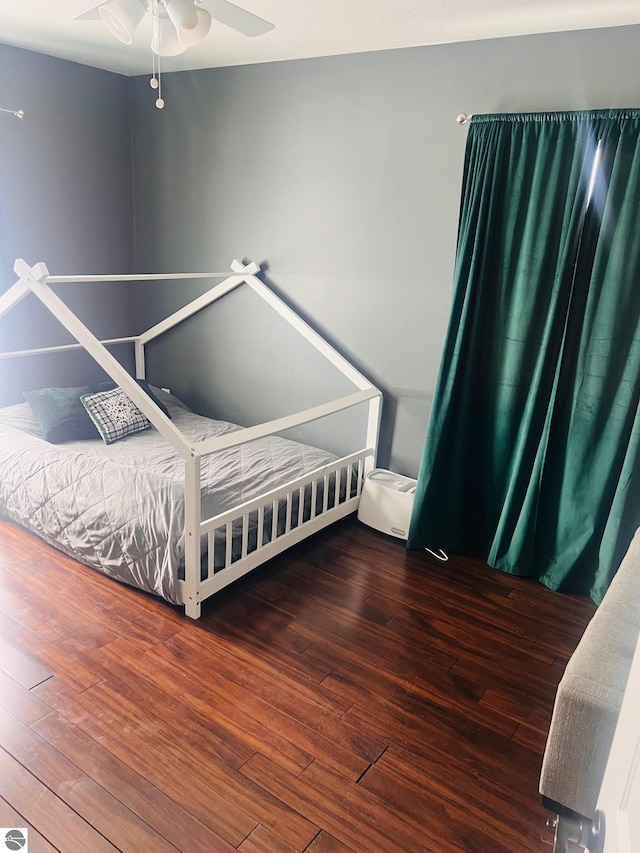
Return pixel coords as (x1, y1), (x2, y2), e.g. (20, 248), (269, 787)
(150, 8), (159, 91)
(156, 55), (164, 109)
(150, 1), (165, 108)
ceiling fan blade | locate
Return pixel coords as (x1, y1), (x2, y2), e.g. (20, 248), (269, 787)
(73, 0), (110, 21)
(207, 0), (274, 37)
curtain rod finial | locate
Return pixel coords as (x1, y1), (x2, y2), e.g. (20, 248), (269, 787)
(0, 105), (25, 119)
(456, 113), (472, 125)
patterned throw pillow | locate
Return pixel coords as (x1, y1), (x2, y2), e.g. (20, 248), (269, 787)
(97, 379), (172, 418)
(80, 387), (151, 445)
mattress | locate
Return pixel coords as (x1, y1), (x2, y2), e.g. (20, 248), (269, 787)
(0, 390), (337, 605)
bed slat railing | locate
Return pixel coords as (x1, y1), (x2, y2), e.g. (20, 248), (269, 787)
(199, 448), (371, 582)
(257, 506), (265, 549)
(285, 493), (293, 535)
(241, 513), (250, 559)
(201, 448), (369, 538)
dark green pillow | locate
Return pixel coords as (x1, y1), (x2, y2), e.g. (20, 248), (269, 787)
(23, 386), (99, 443)
(97, 379), (172, 419)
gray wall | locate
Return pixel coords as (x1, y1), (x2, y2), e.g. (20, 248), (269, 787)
(0, 45), (135, 404)
(1, 26), (638, 468)
(129, 23), (640, 475)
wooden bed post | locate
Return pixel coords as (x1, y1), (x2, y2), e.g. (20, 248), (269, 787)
(183, 456), (202, 619)
(135, 340), (146, 380)
(366, 394), (382, 474)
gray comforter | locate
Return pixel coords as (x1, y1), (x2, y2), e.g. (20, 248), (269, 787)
(0, 392), (336, 604)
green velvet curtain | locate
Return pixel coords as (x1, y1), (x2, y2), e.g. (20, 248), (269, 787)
(408, 110), (640, 604)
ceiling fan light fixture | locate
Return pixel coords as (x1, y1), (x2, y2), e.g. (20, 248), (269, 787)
(99, 0), (146, 44)
(151, 12), (188, 56)
(176, 7), (212, 46)
(164, 0), (199, 40)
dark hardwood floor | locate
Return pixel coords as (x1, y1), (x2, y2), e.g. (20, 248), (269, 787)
(0, 515), (596, 852)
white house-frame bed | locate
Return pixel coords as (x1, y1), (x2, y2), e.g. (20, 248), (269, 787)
(0, 258), (381, 618)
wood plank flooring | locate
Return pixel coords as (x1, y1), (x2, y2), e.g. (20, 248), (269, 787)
(0, 516), (596, 852)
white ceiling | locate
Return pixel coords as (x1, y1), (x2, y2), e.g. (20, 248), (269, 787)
(0, 0), (639, 77)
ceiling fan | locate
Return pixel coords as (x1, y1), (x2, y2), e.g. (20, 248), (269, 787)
(74, 0), (274, 108)
(74, 0), (275, 56)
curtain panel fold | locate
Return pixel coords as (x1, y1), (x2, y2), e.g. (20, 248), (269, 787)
(408, 110), (640, 603)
